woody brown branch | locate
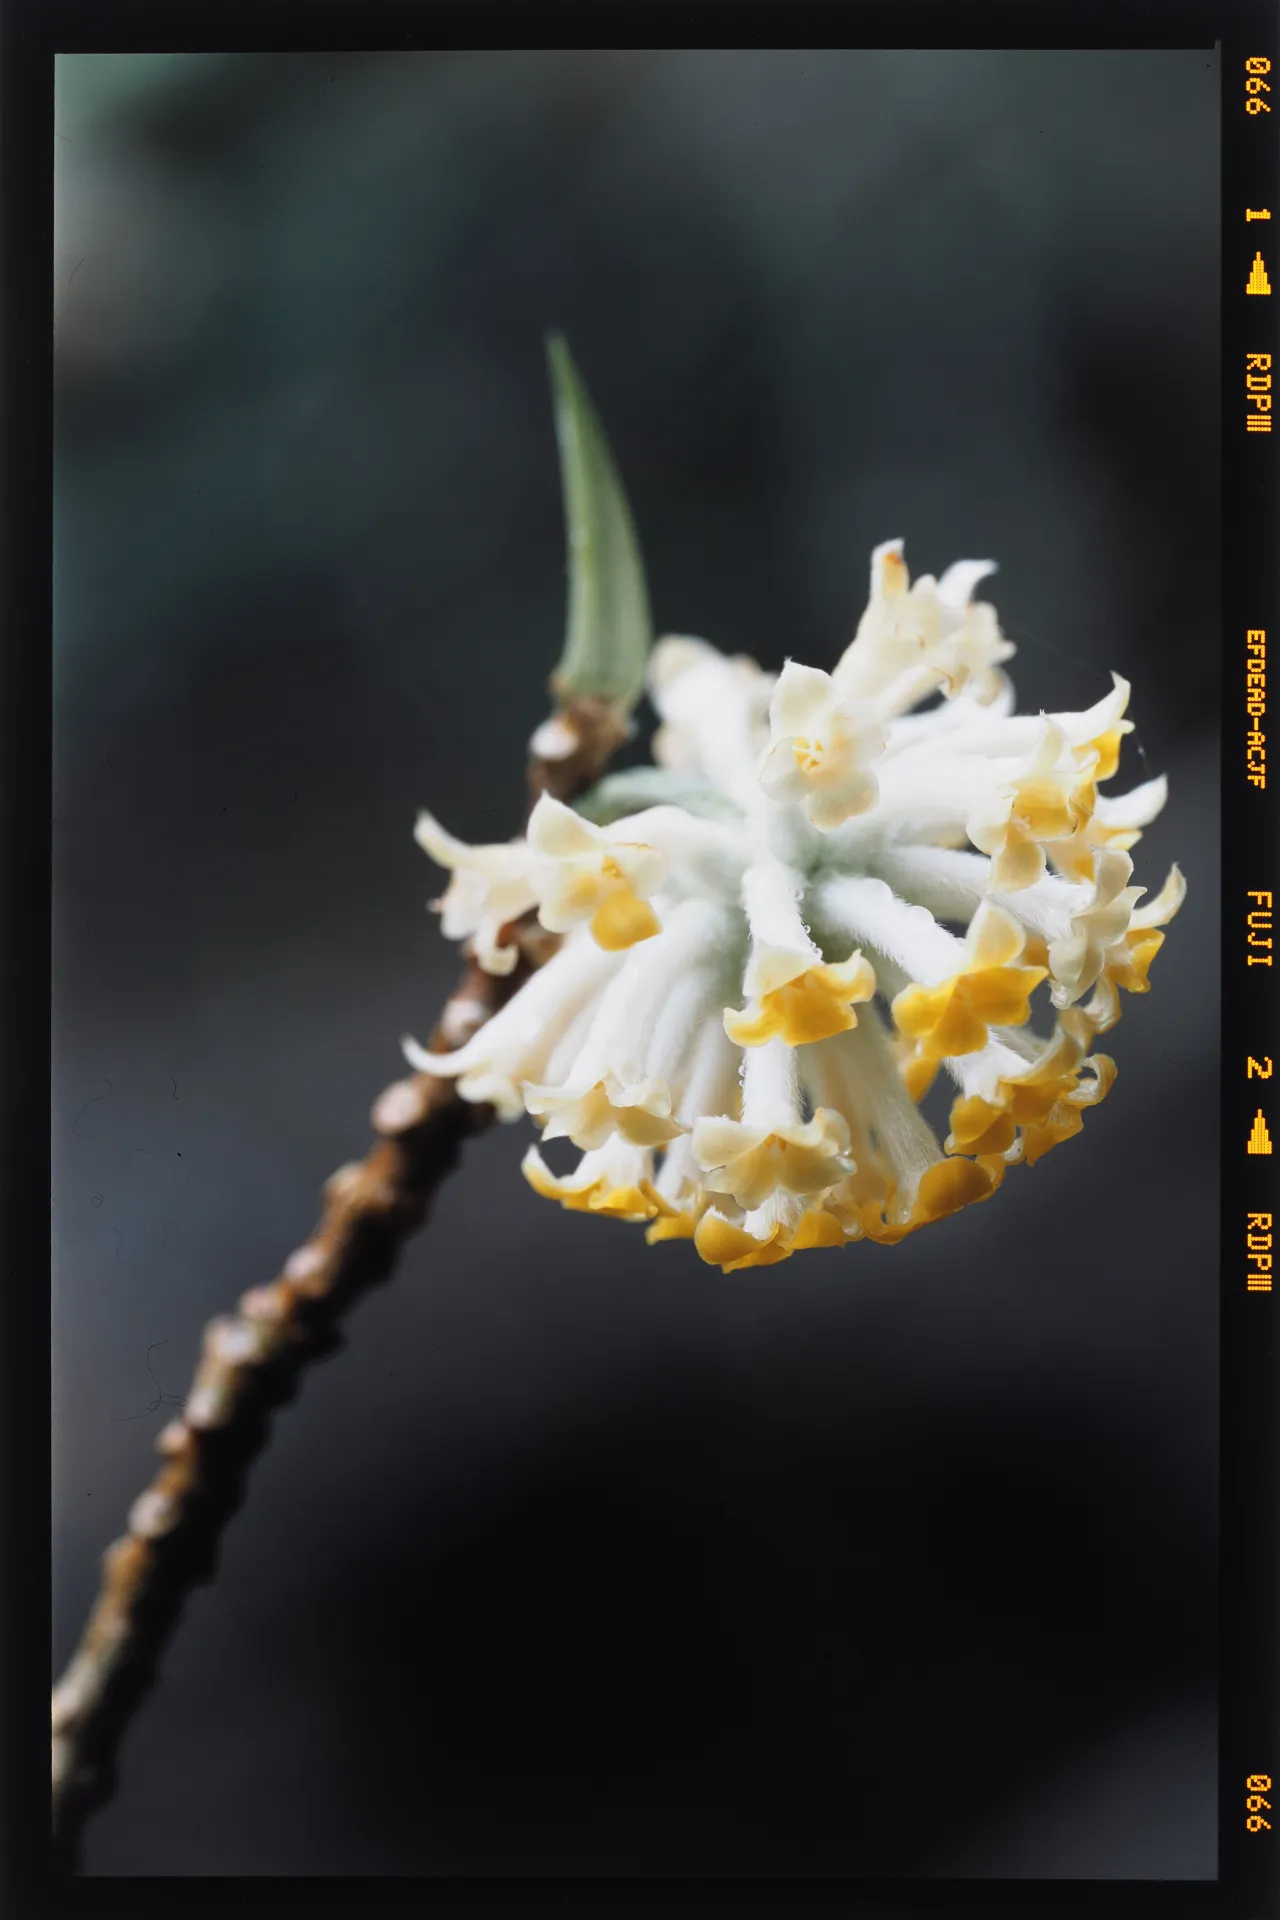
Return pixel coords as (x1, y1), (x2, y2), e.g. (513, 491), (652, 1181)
(51, 694), (629, 1859)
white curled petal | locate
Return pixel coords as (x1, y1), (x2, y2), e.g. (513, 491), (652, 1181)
(1131, 862), (1186, 931)
(1094, 774), (1168, 831)
(527, 792), (602, 859)
(758, 738), (811, 807)
(771, 659), (836, 736)
(609, 841), (668, 897)
(1053, 674), (1132, 749)
(413, 810), (538, 973)
(936, 559), (997, 608)
(414, 810), (473, 871)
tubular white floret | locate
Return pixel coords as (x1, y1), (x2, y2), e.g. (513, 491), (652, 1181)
(408, 540), (1181, 1268)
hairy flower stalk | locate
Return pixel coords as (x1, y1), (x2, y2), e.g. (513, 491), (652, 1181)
(409, 539), (1184, 1271)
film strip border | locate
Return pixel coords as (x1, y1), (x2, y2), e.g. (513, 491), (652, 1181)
(1224, 13), (1279, 1914)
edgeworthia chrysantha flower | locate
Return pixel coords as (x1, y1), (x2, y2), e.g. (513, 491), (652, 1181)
(403, 352), (1181, 1272)
(405, 539), (1182, 1272)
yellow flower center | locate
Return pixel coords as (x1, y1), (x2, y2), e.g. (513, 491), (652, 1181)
(792, 736), (826, 775)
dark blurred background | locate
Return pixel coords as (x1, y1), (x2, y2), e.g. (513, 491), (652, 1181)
(53, 50), (1219, 1877)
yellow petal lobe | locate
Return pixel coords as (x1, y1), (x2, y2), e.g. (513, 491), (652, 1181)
(646, 1209), (699, 1244)
(789, 1208), (849, 1252)
(1090, 727), (1125, 781)
(694, 1213), (792, 1271)
(892, 963), (1047, 1061)
(589, 887), (661, 951)
(725, 955), (876, 1049)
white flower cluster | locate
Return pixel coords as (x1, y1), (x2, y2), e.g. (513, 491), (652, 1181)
(407, 540), (1183, 1270)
